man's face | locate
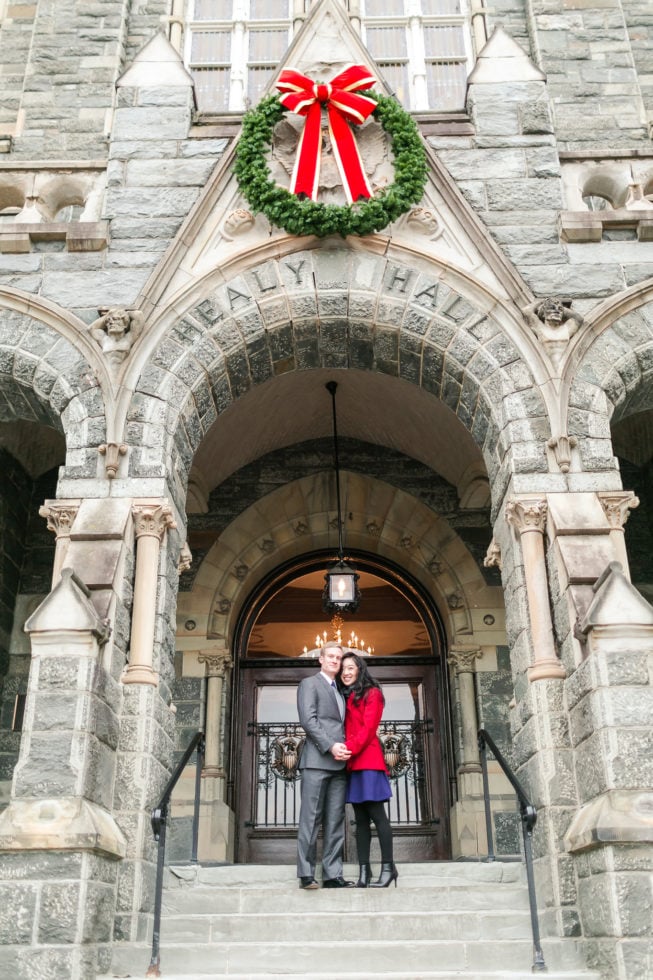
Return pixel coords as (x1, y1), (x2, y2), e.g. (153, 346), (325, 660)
(319, 646), (343, 679)
(543, 301), (564, 324)
(106, 312), (129, 336)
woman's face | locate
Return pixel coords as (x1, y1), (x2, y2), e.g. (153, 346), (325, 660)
(341, 657), (359, 686)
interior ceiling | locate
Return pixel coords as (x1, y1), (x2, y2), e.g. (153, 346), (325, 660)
(247, 569), (431, 659)
(612, 410), (653, 466)
(0, 420), (65, 477)
(193, 368), (483, 492)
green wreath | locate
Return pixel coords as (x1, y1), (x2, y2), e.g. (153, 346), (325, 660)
(234, 91), (427, 238)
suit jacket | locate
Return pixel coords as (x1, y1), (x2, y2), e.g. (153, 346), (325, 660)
(297, 672), (346, 771)
(344, 687), (387, 772)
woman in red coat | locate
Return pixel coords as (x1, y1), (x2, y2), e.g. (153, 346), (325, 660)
(339, 653), (397, 888)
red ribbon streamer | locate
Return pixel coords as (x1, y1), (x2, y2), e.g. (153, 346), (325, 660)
(276, 65), (377, 204)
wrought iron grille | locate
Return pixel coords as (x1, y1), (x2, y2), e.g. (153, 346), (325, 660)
(247, 719), (432, 829)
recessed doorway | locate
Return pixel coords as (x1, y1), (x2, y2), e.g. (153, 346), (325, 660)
(231, 552), (454, 864)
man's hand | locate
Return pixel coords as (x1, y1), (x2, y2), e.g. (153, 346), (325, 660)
(330, 742), (352, 761)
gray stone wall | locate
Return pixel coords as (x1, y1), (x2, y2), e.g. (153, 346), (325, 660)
(1, 0), (166, 161)
(522, 1), (648, 148)
(0, 850), (119, 979)
(622, 0), (653, 127)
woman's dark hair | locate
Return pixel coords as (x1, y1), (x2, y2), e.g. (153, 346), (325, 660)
(337, 653), (385, 706)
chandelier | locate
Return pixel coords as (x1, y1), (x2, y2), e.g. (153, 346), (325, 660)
(302, 613), (374, 657)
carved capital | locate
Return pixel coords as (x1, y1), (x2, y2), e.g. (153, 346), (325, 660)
(98, 442), (127, 479)
(198, 652), (232, 677)
(448, 647), (482, 674)
(132, 502), (176, 540)
(483, 538), (502, 570)
(598, 492), (640, 529)
(506, 498), (548, 535)
(39, 501), (79, 538)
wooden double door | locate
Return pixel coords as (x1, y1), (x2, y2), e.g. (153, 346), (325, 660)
(235, 660), (451, 864)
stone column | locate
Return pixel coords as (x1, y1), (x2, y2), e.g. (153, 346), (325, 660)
(565, 562), (653, 979)
(39, 500), (80, 586)
(198, 650), (232, 779)
(122, 501), (176, 686)
(598, 492), (639, 578)
(506, 497), (566, 682)
(448, 646), (483, 781)
(448, 646), (485, 858)
(0, 568), (125, 979)
(194, 649), (235, 862)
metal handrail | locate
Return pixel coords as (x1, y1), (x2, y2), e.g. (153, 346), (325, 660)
(146, 730), (205, 978)
(477, 727), (546, 973)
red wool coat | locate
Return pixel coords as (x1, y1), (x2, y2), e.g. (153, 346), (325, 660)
(344, 687), (388, 772)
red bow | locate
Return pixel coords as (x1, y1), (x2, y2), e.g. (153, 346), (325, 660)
(276, 65), (377, 204)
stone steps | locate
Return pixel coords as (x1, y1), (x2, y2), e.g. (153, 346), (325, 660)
(100, 862), (599, 979)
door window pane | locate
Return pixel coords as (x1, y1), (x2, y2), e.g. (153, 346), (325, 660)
(257, 685), (299, 723)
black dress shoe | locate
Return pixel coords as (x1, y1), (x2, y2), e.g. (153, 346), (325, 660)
(322, 877), (355, 888)
(299, 876), (319, 889)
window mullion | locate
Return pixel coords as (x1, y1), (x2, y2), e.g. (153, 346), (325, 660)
(230, 20), (247, 111)
(407, 16), (428, 111)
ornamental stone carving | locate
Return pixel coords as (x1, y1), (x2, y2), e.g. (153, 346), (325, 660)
(198, 652), (232, 677)
(405, 207), (440, 238)
(523, 298), (584, 369)
(98, 442), (127, 479)
(547, 434), (578, 474)
(428, 557), (443, 576)
(88, 307), (144, 373)
(177, 541), (192, 575)
(506, 498), (548, 534)
(223, 208), (256, 238)
(39, 502), (79, 537)
(448, 647), (482, 674)
(483, 538), (502, 570)
(598, 492), (640, 529)
(132, 502), (177, 540)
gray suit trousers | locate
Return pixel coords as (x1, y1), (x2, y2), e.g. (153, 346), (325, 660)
(296, 767), (347, 880)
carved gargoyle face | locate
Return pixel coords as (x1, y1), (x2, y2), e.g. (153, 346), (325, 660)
(105, 311), (130, 336)
(537, 299), (565, 325)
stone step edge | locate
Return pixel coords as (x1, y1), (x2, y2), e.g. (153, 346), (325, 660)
(158, 908), (534, 920)
(99, 972), (600, 980)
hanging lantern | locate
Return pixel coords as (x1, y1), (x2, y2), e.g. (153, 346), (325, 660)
(323, 559), (360, 614)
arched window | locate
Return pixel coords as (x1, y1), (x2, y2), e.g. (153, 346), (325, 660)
(186, 0), (472, 113)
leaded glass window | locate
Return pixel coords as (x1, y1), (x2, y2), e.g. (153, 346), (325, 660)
(186, 0), (472, 113)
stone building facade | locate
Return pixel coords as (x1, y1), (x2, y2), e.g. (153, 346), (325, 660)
(0, 0), (651, 977)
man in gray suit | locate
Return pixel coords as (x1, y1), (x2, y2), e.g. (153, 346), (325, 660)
(296, 641), (354, 889)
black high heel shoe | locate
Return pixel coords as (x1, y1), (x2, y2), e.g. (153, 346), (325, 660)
(356, 864), (373, 888)
(370, 863), (398, 888)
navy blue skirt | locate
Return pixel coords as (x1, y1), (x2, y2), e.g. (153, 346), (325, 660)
(346, 769), (392, 804)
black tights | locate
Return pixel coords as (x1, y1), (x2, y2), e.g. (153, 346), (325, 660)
(353, 801), (393, 864)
